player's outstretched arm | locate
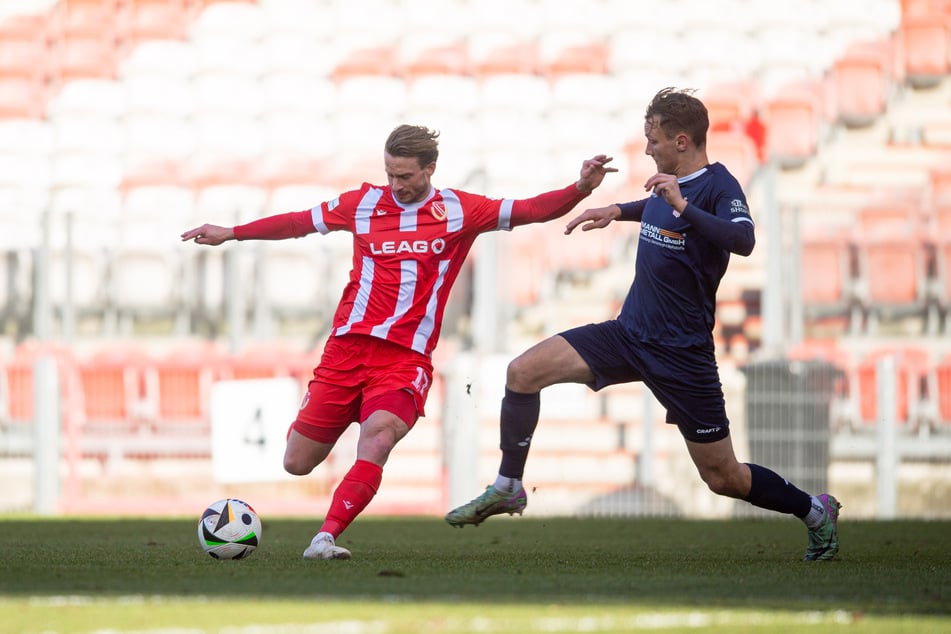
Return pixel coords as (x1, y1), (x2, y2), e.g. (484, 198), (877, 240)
(181, 223), (234, 246)
(184, 211), (318, 244)
(565, 205), (621, 235)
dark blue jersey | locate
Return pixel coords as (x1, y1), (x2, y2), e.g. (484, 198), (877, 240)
(615, 163), (755, 347)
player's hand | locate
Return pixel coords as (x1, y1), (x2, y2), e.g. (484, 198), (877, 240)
(180, 224), (235, 246)
(576, 154), (618, 194)
(565, 204), (621, 234)
(644, 173), (686, 214)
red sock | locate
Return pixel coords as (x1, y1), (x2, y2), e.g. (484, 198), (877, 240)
(320, 460), (383, 537)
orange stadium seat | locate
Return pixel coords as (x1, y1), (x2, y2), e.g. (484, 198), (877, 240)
(931, 207), (951, 330)
(855, 236), (929, 329)
(831, 42), (890, 128)
(472, 41), (539, 77)
(402, 42), (470, 78)
(145, 344), (226, 434)
(332, 46), (400, 81)
(930, 168), (951, 206)
(77, 349), (149, 434)
(0, 77), (45, 119)
(851, 200), (929, 330)
(854, 346), (930, 427)
(798, 231), (856, 325)
(0, 11), (52, 44)
(0, 37), (50, 84)
(541, 42), (609, 77)
(55, 36), (119, 80)
(6, 342), (81, 423)
(933, 353), (951, 425)
(900, 15), (951, 88)
(764, 82), (823, 168)
(60, 0), (121, 43)
(121, 0), (191, 45)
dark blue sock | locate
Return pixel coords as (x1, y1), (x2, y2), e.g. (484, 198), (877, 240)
(498, 388), (540, 479)
(745, 463), (812, 517)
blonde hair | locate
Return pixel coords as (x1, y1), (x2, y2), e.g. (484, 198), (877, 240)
(385, 125), (440, 167)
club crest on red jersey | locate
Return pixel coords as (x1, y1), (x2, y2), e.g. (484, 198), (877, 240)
(430, 201), (447, 221)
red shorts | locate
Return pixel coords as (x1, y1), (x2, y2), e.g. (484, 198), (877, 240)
(291, 334), (434, 444)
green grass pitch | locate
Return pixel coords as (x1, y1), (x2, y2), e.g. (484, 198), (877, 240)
(1, 516), (949, 633)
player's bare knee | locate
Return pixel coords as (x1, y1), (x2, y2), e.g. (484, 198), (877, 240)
(283, 455), (314, 476)
(506, 355), (539, 392)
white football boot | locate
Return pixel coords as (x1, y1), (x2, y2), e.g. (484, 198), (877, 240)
(303, 532), (352, 560)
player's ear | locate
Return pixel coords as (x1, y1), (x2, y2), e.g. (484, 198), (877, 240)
(676, 132), (690, 151)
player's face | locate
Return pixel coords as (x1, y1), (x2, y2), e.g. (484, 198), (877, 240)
(385, 153), (435, 204)
(643, 116), (680, 175)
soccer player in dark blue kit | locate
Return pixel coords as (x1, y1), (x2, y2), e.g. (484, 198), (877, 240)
(446, 87), (841, 561)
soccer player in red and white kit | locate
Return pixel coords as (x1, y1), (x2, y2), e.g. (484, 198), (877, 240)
(182, 125), (616, 559)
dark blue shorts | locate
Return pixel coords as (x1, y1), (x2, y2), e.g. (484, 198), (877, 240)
(560, 320), (729, 443)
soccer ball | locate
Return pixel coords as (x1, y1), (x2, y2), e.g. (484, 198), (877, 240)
(198, 498), (262, 559)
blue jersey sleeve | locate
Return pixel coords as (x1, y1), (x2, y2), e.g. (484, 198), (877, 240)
(680, 198), (755, 256)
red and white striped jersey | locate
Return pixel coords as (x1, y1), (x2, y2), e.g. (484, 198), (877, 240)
(312, 183), (516, 357)
(234, 181), (588, 358)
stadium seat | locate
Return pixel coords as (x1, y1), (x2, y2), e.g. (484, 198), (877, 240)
(471, 40), (539, 77)
(332, 46), (400, 81)
(405, 75), (479, 120)
(191, 36), (263, 82)
(850, 200), (929, 331)
(0, 9), (52, 45)
(60, 0), (120, 43)
(900, 15), (951, 88)
(549, 73), (619, 117)
(192, 111), (264, 161)
(124, 75), (194, 120)
(930, 352), (951, 426)
(255, 154), (334, 197)
(145, 348), (221, 435)
(47, 78), (126, 120)
(76, 347), (151, 434)
(854, 236), (929, 332)
(117, 39), (197, 80)
(763, 82), (823, 168)
(121, 0), (191, 45)
(255, 239), (337, 333)
(259, 73), (337, 122)
(930, 168), (951, 206)
(753, 20), (828, 97)
(854, 346), (930, 428)
(54, 36), (119, 81)
(706, 130), (759, 187)
(5, 342), (82, 423)
(123, 113), (196, 166)
(335, 75), (407, 120)
(0, 76), (45, 119)
(607, 27), (689, 78)
(798, 231), (858, 327)
(189, 0), (264, 44)
(478, 73), (551, 117)
(0, 36), (50, 84)
(503, 229), (547, 307)
(401, 42), (470, 78)
(930, 207), (951, 333)
(831, 42), (891, 128)
(538, 32), (609, 77)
